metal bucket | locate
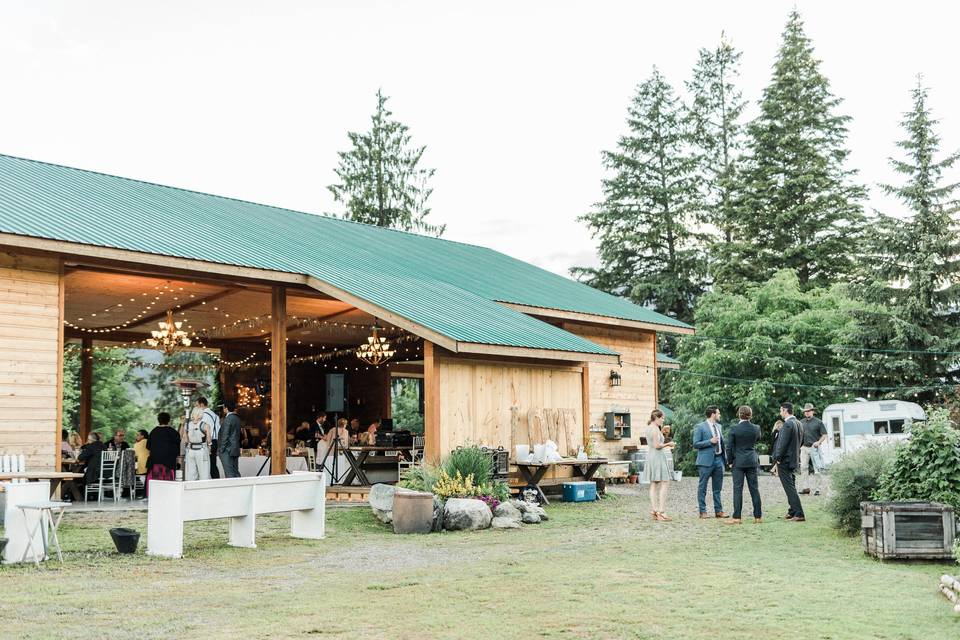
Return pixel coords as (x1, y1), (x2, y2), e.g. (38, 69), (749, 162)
(392, 491), (434, 534)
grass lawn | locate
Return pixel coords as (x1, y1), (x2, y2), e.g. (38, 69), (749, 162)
(0, 478), (957, 639)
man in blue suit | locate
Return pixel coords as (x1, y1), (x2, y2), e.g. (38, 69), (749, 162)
(693, 405), (726, 518)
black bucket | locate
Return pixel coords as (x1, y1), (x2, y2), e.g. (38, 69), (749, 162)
(109, 528), (140, 554)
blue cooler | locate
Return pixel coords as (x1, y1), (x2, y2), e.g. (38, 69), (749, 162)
(562, 481), (597, 502)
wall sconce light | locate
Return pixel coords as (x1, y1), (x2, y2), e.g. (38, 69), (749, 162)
(609, 370), (622, 387)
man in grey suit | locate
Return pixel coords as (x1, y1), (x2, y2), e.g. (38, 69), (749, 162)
(693, 405), (726, 518)
(724, 405), (762, 524)
(218, 399), (242, 478)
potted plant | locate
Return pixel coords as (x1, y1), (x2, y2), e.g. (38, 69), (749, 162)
(628, 462), (639, 484)
(109, 527), (141, 554)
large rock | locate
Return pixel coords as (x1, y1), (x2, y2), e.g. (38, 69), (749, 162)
(510, 499), (548, 521)
(492, 501), (522, 522)
(443, 498), (493, 531)
(369, 484), (415, 524)
(432, 496), (444, 532)
(491, 516), (521, 530)
(522, 512), (541, 524)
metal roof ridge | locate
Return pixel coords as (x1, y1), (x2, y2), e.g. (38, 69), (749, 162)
(0, 152), (499, 252)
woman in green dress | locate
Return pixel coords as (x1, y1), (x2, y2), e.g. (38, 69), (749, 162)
(643, 409), (675, 521)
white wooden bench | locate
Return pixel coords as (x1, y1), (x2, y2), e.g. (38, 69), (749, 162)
(147, 471), (326, 558)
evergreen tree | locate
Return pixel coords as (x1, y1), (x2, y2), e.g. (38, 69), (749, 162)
(844, 82), (960, 400)
(575, 68), (705, 323)
(733, 10), (865, 288)
(686, 35), (745, 247)
(328, 90), (443, 236)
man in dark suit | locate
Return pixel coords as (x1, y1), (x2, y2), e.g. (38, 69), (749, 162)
(772, 401), (805, 522)
(724, 405), (762, 524)
(218, 400), (242, 478)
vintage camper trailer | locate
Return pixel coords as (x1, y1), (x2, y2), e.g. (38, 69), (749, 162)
(820, 399), (926, 461)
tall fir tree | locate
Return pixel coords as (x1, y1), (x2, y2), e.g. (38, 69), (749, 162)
(686, 35), (745, 247)
(732, 10), (865, 288)
(329, 90), (444, 236)
(842, 81), (960, 400)
(575, 68), (705, 324)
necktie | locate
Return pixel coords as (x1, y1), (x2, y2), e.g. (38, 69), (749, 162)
(712, 424), (722, 455)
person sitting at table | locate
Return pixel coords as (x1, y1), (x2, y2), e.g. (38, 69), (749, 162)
(77, 432), (106, 488)
(107, 429), (130, 451)
(360, 420), (381, 446)
(295, 420), (312, 443)
(61, 429), (75, 459)
(312, 412), (327, 441)
(133, 429), (149, 475)
(146, 412), (181, 491)
(68, 430), (83, 453)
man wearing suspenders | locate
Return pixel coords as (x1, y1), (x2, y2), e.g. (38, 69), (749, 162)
(197, 397), (221, 479)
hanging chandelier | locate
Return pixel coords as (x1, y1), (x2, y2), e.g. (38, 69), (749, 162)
(146, 310), (192, 354)
(356, 325), (396, 365)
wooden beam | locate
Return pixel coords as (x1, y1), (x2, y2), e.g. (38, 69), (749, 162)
(653, 333), (660, 406)
(581, 362), (591, 447)
(124, 288), (237, 329)
(497, 301), (696, 335)
(79, 336), (93, 441)
(455, 341), (620, 365)
(423, 341), (440, 463)
(55, 261), (65, 475)
(270, 286), (287, 475)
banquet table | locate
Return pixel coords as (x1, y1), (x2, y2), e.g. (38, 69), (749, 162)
(216, 455), (308, 477)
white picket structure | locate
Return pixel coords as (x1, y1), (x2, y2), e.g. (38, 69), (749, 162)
(147, 471), (326, 558)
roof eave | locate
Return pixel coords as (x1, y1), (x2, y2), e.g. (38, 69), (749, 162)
(497, 301), (695, 335)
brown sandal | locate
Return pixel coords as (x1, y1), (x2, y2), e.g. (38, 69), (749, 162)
(655, 512), (672, 521)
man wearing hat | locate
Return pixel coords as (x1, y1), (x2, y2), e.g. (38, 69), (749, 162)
(799, 403), (828, 496)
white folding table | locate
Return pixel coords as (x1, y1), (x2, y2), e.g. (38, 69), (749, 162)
(17, 500), (69, 566)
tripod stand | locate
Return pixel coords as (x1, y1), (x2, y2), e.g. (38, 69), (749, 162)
(318, 434), (356, 485)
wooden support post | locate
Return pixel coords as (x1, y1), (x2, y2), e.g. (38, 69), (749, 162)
(79, 336), (93, 441)
(271, 286), (287, 475)
(581, 362), (591, 447)
(423, 341), (440, 463)
(652, 332), (659, 406)
(55, 262), (65, 474)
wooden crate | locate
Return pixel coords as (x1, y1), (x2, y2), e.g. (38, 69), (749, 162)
(861, 501), (957, 560)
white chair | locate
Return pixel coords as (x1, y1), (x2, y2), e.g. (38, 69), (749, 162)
(114, 449), (136, 499)
(85, 451), (119, 503)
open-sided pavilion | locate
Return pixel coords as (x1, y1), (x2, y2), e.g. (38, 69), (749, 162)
(0, 154), (692, 479)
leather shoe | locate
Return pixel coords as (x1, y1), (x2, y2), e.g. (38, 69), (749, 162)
(789, 516), (806, 522)
(715, 512), (726, 518)
(782, 514), (794, 519)
(800, 488), (811, 495)
(723, 518), (741, 525)
(699, 513), (710, 519)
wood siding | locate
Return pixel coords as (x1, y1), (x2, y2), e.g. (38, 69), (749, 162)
(564, 322), (657, 460)
(0, 253), (62, 471)
(436, 355), (583, 457)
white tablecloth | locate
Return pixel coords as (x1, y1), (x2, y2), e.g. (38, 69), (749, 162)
(217, 455), (309, 477)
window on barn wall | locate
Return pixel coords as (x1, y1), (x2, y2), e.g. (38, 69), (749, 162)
(391, 377), (424, 434)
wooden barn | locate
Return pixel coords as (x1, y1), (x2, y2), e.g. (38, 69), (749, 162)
(0, 154), (692, 478)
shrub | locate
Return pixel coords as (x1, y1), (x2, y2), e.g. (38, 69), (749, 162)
(669, 408), (702, 477)
(824, 444), (896, 535)
(443, 445), (493, 486)
(433, 469), (478, 500)
(399, 464), (439, 493)
(873, 408), (960, 511)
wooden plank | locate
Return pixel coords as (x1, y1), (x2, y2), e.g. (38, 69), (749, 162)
(55, 262), (64, 477)
(79, 336), (93, 441)
(455, 341), (619, 365)
(271, 286), (287, 476)
(423, 341), (440, 463)
(581, 362), (591, 445)
(497, 301), (695, 335)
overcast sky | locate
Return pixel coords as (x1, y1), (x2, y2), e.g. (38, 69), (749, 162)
(1, 1), (957, 275)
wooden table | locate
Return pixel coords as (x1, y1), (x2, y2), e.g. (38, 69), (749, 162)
(513, 458), (607, 505)
(339, 446), (422, 486)
(0, 472), (84, 501)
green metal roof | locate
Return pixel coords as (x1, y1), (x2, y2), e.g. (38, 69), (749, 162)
(0, 154), (690, 356)
(656, 352), (680, 366)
